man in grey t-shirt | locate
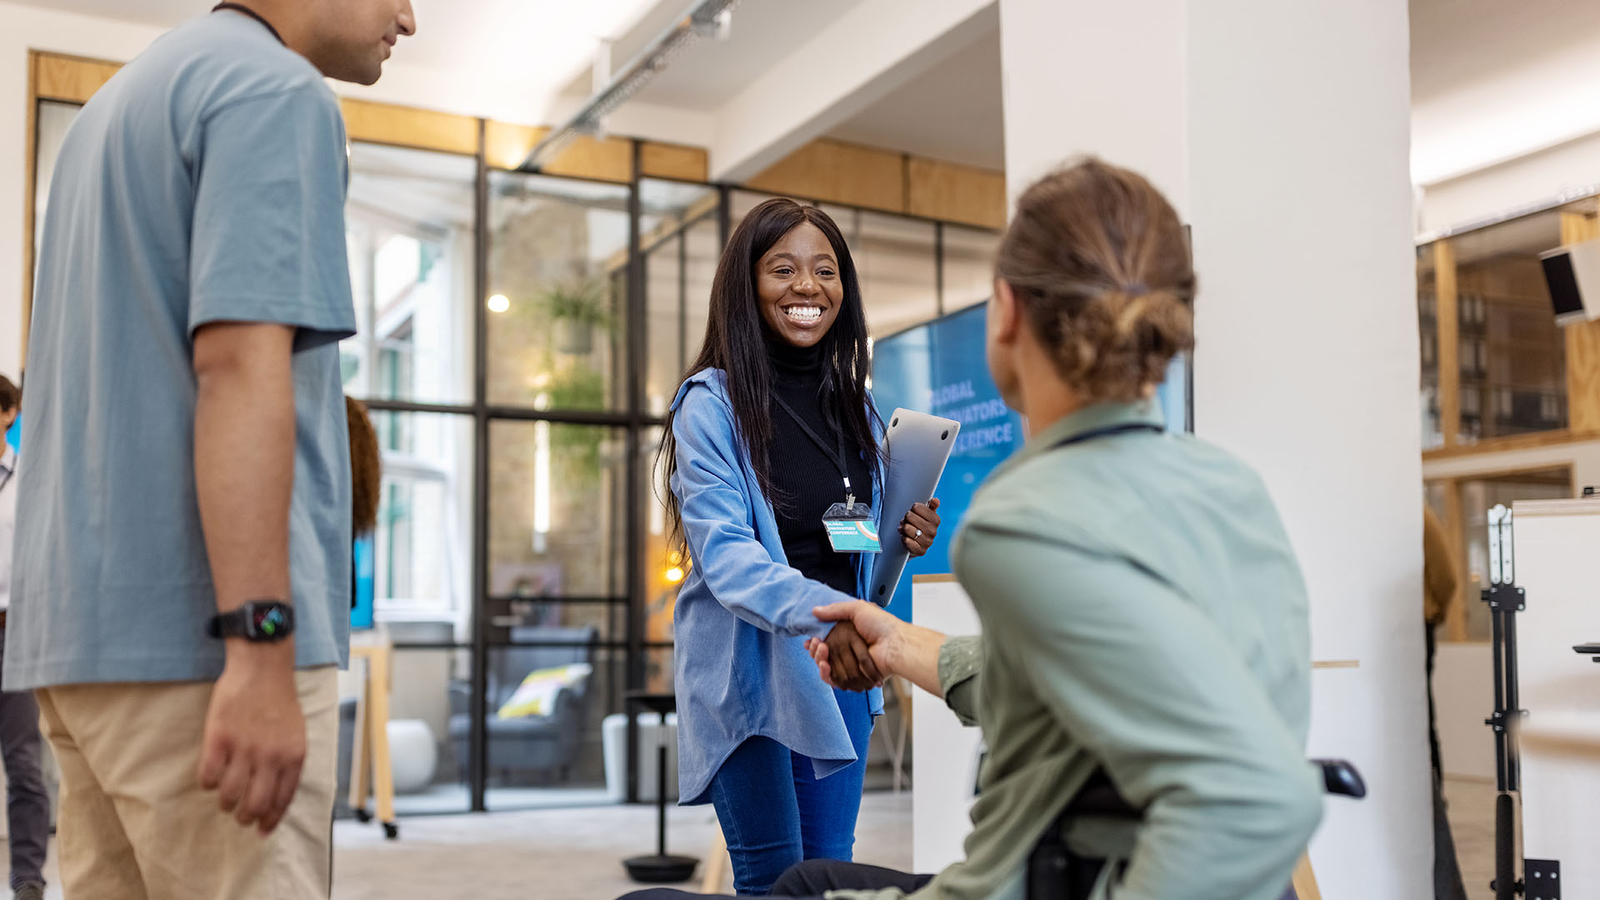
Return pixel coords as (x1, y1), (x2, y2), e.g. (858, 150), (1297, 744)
(12, 2), (414, 896)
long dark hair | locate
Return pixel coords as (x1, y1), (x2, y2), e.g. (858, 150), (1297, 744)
(658, 198), (884, 556)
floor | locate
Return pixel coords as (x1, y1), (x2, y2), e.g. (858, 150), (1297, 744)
(375, 784), (618, 816)
(330, 791), (914, 900)
(2, 779), (1495, 899)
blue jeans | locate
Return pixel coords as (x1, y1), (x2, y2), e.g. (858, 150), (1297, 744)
(709, 688), (873, 895)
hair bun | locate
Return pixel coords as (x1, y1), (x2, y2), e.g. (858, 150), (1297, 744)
(996, 158), (1196, 402)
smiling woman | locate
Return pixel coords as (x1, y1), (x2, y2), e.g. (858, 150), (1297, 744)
(651, 199), (941, 895)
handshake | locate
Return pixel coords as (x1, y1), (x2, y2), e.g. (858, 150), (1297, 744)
(804, 499), (946, 694)
(803, 601), (945, 696)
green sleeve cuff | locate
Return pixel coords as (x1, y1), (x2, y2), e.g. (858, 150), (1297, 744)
(938, 635), (983, 726)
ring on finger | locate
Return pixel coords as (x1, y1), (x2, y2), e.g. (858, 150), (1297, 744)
(914, 529), (923, 539)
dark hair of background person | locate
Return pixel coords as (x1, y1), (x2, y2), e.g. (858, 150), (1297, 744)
(995, 157), (1196, 401)
(657, 198), (885, 556)
(0, 376), (18, 415)
(346, 395), (382, 536)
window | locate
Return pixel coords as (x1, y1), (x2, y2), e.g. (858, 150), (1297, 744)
(943, 224), (1001, 312)
(1425, 211), (1570, 446)
(488, 420), (628, 603)
(33, 101), (82, 267)
(368, 412), (474, 632)
(486, 173), (631, 411)
(343, 144), (477, 406)
(850, 210), (939, 338)
(641, 180), (720, 416)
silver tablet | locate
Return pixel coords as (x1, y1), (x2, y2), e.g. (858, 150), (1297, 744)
(869, 409), (961, 606)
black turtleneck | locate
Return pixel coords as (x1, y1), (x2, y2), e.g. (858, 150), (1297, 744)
(765, 335), (874, 597)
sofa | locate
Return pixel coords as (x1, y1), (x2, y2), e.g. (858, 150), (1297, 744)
(447, 625), (598, 784)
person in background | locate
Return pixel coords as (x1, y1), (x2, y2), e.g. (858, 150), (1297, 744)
(655, 198), (941, 895)
(796, 159), (1320, 900)
(0, 376), (49, 900)
(2, 375), (17, 452)
(8, 2), (414, 897)
(347, 395), (382, 609)
(1423, 507), (1468, 900)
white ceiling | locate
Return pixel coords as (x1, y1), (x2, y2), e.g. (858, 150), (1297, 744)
(826, 23), (1003, 170)
(1410, 0), (1600, 184)
(561, 0), (863, 110)
(24, 0), (663, 122)
(1410, 0), (1600, 106)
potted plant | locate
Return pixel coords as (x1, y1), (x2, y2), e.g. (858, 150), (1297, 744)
(540, 278), (613, 356)
(546, 366), (609, 482)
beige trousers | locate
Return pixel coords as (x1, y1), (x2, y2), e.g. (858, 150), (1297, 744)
(36, 668), (338, 900)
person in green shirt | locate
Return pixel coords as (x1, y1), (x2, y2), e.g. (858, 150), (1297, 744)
(619, 158), (1321, 900)
(794, 158), (1323, 900)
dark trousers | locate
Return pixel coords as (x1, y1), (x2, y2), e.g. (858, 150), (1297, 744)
(620, 860), (934, 900)
(1425, 624), (1469, 900)
(0, 627), (49, 889)
(621, 854), (1098, 900)
(620, 847), (1300, 900)
(614, 851), (1113, 896)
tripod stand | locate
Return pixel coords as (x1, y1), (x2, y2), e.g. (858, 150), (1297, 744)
(1482, 504), (1524, 900)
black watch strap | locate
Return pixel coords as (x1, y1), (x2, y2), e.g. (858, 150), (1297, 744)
(207, 602), (295, 642)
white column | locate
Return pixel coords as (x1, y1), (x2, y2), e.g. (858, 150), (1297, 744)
(1000, 2), (1428, 897)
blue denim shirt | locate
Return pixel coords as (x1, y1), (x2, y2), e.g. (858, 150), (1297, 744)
(670, 368), (885, 806)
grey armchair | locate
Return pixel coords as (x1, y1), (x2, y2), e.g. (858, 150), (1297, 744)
(448, 625), (598, 784)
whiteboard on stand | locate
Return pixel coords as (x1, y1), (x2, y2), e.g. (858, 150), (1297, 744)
(1510, 498), (1600, 896)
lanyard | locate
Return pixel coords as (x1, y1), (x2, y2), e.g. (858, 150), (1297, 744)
(1051, 422), (1164, 451)
(771, 393), (857, 505)
(0, 469), (10, 497)
(212, 3), (287, 45)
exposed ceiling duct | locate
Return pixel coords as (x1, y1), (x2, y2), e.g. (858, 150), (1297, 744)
(517, 0), (739, 173)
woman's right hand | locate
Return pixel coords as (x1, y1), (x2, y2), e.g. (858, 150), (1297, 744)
(806, 601), (906, 692)
(819, 621), (882, 692)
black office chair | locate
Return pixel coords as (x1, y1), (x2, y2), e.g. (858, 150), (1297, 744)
(1026, 759), (1366, 900)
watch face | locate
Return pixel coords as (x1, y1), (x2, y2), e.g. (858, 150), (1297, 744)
(253, 605), (287, 638)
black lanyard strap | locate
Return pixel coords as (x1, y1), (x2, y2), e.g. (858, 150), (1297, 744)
(213, 3), (287, 45)
(771, 393), (855, 498)
(1051, 422), (1164, 451)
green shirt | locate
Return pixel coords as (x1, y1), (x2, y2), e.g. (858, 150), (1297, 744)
(835, 401), (1322, 900)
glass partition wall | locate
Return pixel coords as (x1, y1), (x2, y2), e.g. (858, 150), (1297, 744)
(32, 98), (1001, 812)
(1419, 208), (1573, 451)
(1418, 199), (1595, 644)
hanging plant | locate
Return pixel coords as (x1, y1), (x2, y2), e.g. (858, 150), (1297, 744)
(540, 277), (614, 355)
(546, 366), (608, 484)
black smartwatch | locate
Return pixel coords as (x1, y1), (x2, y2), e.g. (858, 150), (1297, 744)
(207, 601), (295, 642)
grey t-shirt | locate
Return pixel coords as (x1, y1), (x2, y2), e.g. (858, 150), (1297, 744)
(5, 11), (356, 689)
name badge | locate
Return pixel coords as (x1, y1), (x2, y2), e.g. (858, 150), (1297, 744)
(822, 502), (880, 554)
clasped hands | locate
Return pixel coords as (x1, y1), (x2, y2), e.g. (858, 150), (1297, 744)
(808, 499), (939, 693)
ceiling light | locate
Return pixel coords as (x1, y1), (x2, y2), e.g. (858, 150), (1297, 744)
(488, 293), (511, 313)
